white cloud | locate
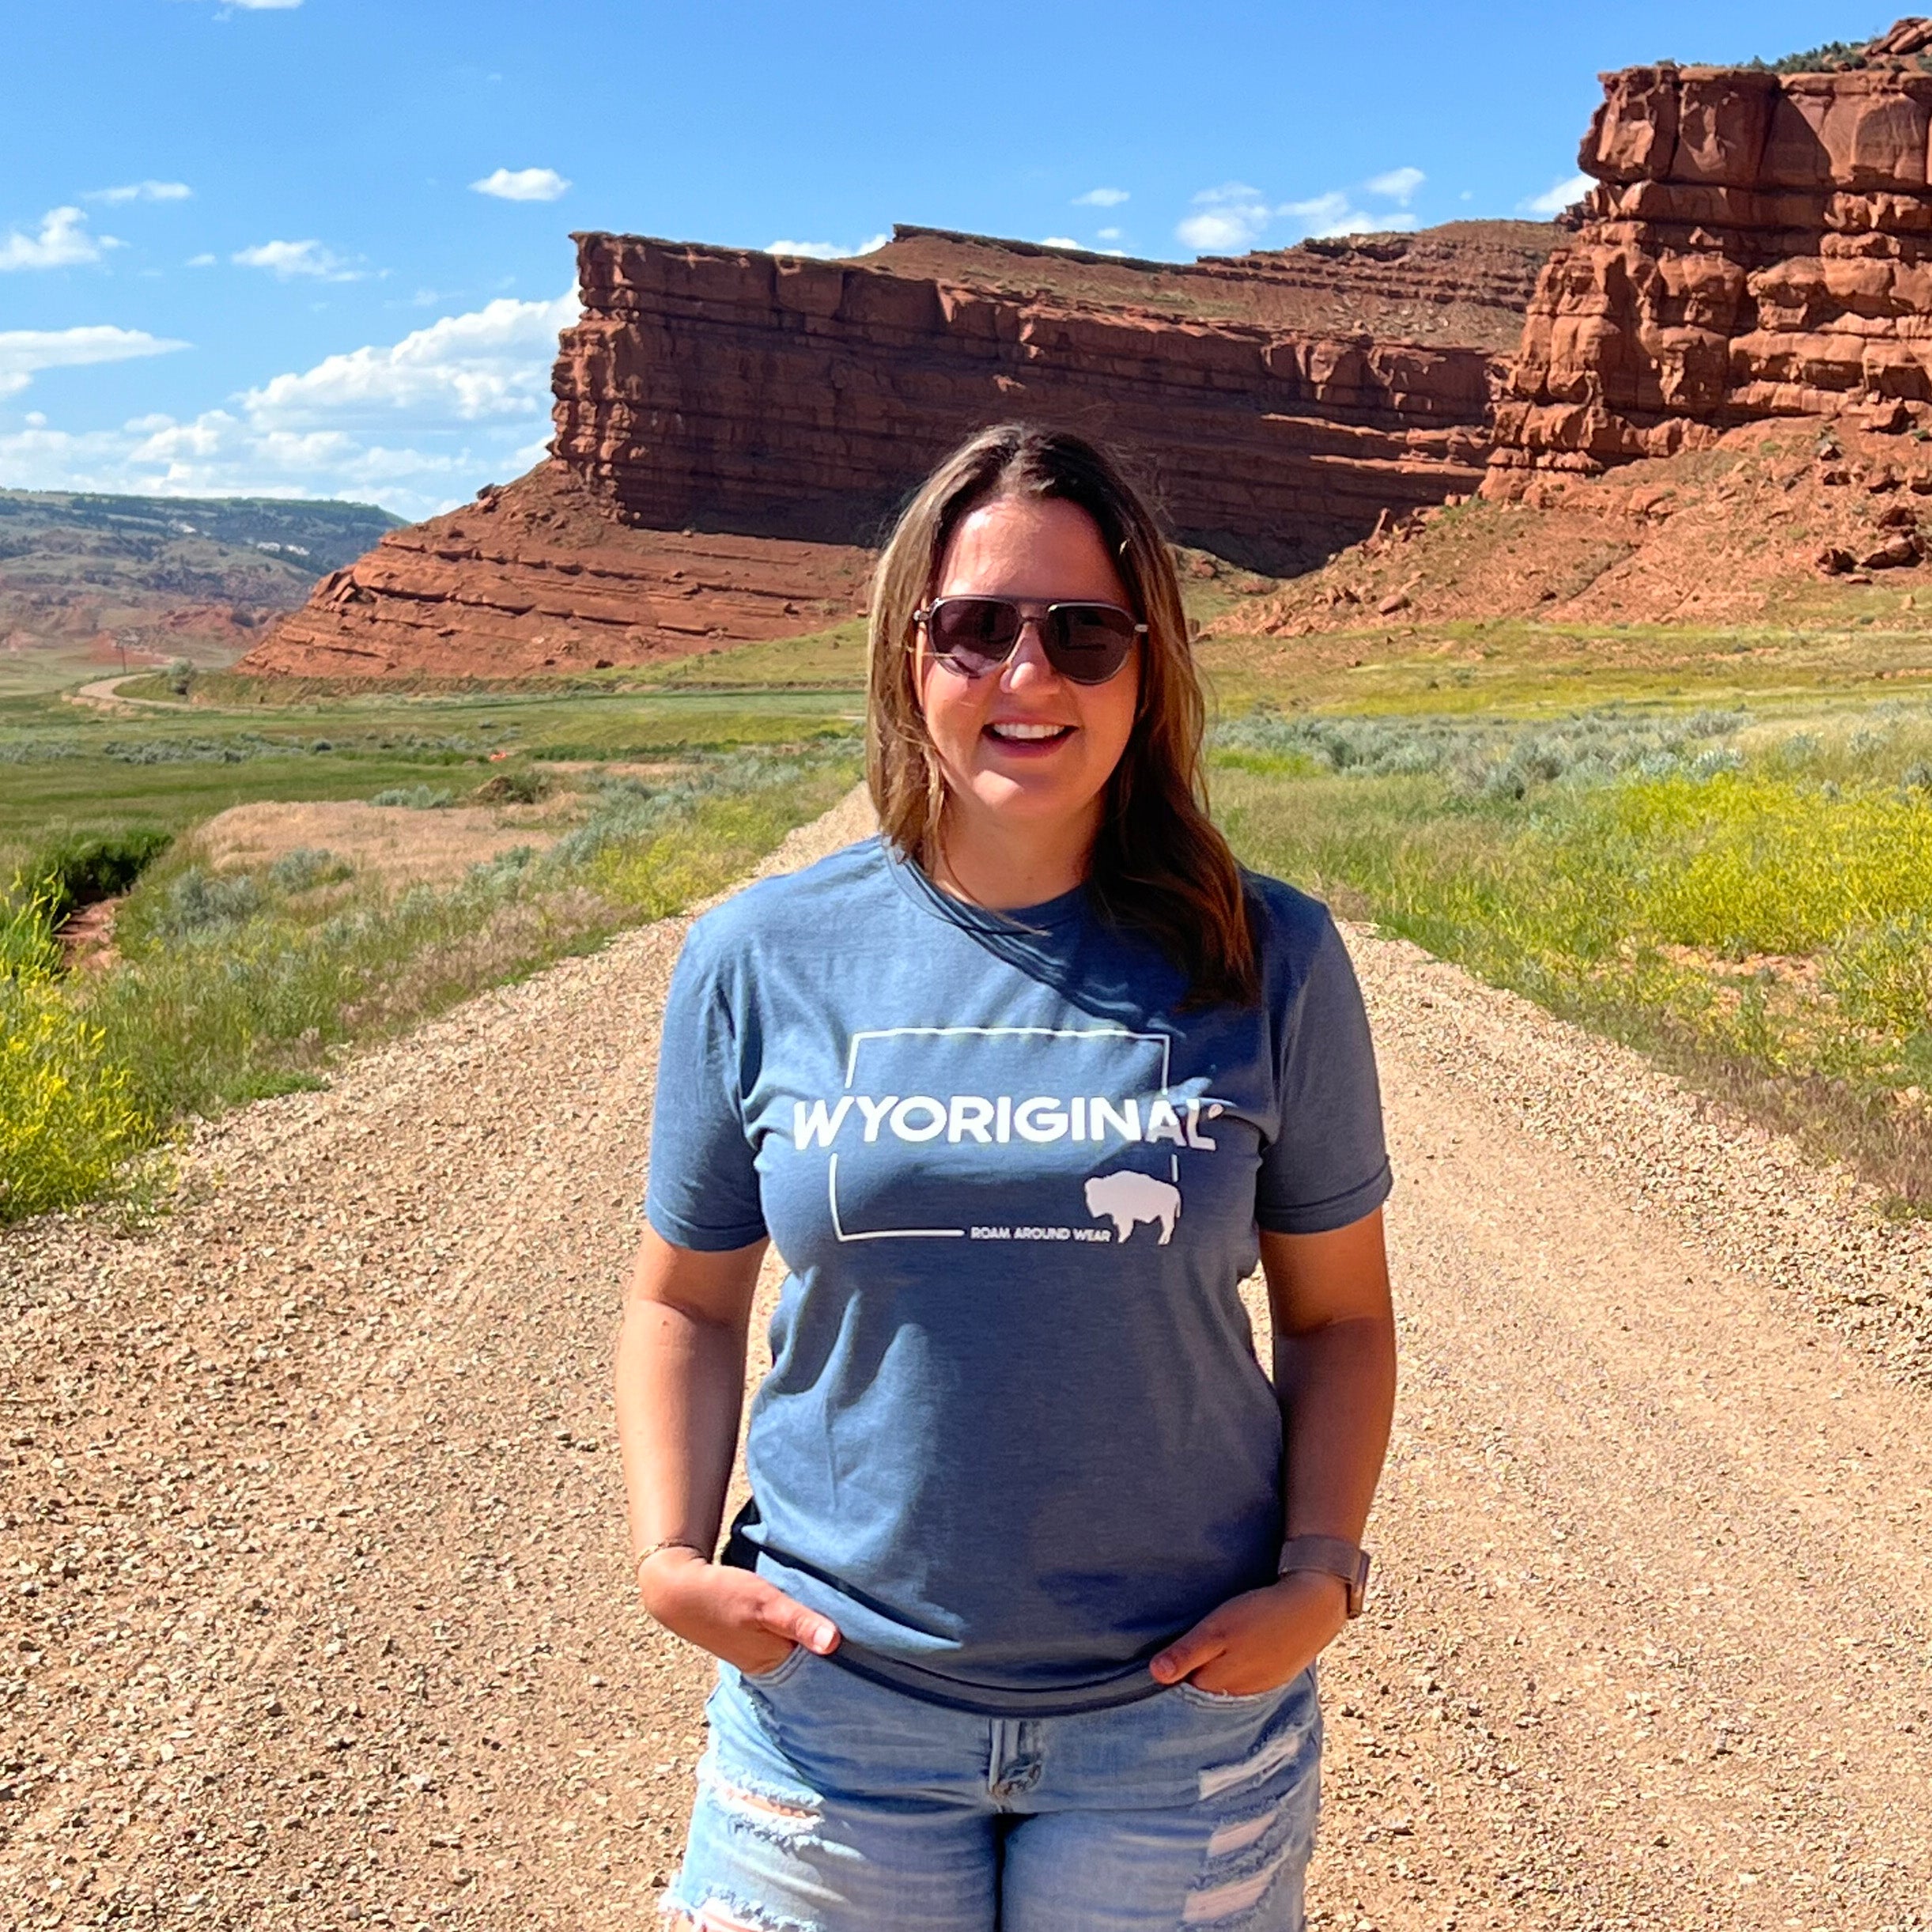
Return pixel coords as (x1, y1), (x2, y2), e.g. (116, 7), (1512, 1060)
(242, 293), (578, 426)
(471, 166), (571, 203)
(766, 233), (888, 260)
(1097, 226), (1123, 242)
(1365, 166), (1425, 205)
(233, 238), (364, 281)
(0, 206), (115, 272)
(1040, 236), (1082, 250)
(1178, 169), (1436, 255)
(0, 291), (580, 521)
(1280, 190), (1420, 240)
(1073, 187), (1129, 207)
(1522, 172), (1593, 216)
(1282, 191), (1352, 232)
(229, 0), (303, 9)
(1175, 182), (1273, 254)
(89, 180), (193, 204)
(0, 325), (189, 399)
(187, 252), (217, 267)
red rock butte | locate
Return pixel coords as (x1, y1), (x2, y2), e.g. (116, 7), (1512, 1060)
(244, 221), (1556, 679)
(1490, 17), (1932, 490)
(550, 221), (1552, 575)
(246, 20), (1932, 679)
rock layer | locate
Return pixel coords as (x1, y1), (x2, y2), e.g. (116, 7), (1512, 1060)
(550, 223), (1545, 577)
(1490, 21), (1932, 490)
(248, 223), (1556, 677)
(241, 463), (874, 680)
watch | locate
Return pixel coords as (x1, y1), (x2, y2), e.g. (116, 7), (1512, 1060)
(1276, 1534), (1371, 1617)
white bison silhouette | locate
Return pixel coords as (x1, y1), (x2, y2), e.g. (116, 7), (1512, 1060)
(1083, 1170), (1182, 1246)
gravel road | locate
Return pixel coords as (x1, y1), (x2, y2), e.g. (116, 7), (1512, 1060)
(4, 785), (1929, 1932)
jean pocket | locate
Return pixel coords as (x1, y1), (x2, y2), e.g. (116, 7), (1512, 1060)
(737, 1643), (809, 1690)
(1171, 1677), (1288, 1711)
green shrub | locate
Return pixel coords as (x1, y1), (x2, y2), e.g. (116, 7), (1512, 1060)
(370, 784), (454, 809)
(1213, 706), (1749, 799)
(147, 868), (265, 940)
(17, 828), (172, 924)
(1746, 40), (1872, 75)
(1565, 771), (1932, 957)
(2, 883), (64, 981)
(1824, 915), (1932, 1037)
(267, 846), (350, 892)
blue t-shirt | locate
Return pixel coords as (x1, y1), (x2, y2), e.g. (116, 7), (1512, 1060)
(645, 837), (1390, 1715)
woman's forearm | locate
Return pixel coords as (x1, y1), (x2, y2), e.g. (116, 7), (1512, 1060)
(1272, 1313), (1397, 1544)
(614, 1292), (750, 1560)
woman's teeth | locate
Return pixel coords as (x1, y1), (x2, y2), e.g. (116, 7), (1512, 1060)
(987, 721), (1069, 741)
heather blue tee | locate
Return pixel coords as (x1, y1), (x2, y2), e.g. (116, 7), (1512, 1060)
(645, 837), (1390, 1715)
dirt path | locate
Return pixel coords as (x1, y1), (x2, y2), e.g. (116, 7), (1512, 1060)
(64, 675), (188, 713)
(4, 788), (1929, 1931)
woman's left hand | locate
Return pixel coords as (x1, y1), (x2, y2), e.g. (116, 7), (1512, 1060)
(1148, 1572), (1350, 1696)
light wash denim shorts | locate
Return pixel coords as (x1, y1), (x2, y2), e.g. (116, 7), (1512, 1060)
(663, 1647), (1323, 1932)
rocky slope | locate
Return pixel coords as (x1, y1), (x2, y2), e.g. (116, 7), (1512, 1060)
(240, 463), (874, 680)
(1491, 17), (1932, 491)
(1214, 414), (1932, 634)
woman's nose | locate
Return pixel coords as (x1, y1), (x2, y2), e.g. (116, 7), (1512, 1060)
(999, 618), (1057, 687)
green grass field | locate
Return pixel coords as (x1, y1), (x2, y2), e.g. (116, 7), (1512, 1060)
(2, 662), (865, 1223)
(0, 678), (863, 881)
(9, 599), (1932, 1221)
(1212, 702), (1932, 1212)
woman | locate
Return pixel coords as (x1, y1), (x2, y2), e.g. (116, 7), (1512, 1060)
(615, 424), (1396, 1932)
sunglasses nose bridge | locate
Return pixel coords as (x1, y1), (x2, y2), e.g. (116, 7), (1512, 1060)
(1000, 609), (1058, 680)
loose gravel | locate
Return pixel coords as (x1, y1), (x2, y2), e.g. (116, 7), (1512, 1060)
(2, 786), (1927, 1931)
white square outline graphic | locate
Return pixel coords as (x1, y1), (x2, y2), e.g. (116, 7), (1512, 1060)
(827, 1026), (1173, 1243)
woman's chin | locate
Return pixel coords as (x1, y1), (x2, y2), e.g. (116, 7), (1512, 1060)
(962, 769), (1101, 822)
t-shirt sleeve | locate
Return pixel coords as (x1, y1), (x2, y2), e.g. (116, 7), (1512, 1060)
(643, 920), (769, 1251)
(1255, 911), (1393, 1235)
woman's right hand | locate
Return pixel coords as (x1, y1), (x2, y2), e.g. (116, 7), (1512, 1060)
(636, 1547), (842, 1676)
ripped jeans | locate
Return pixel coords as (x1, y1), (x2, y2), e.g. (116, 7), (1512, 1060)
(664, 1647), (1322, 1932)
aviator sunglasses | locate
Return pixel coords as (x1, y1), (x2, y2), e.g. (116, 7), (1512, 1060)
(913, 595), (1146, 685)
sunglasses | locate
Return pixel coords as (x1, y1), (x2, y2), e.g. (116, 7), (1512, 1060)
(914, 595), (1145, 685)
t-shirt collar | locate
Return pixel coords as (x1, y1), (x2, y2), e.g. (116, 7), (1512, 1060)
(880, 839), (1090, 937)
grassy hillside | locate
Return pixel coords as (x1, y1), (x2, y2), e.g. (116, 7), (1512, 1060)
(0, 489), (407, 696)
(0, 489), (403, 577)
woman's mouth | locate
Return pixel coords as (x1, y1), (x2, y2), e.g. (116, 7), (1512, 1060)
(985, 720), (1074, 747)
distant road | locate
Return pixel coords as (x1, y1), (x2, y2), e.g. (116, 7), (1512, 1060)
(64, 673), (189, 712)
(3, 785), (1927, 1929)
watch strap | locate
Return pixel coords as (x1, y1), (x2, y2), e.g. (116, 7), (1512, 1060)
(1276, 1533), (1371, 1616)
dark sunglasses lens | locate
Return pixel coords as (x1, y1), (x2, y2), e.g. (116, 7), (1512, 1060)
(1048, 604), (1138, 682)
(928, 599), (1019, 674)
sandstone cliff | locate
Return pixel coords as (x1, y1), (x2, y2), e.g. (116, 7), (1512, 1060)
(245, 222), (1557, 679)
(550, 223), (1552, 577)
(1490, 18), (1932, 491)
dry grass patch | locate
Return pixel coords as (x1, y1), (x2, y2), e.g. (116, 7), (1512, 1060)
(193, 797), (573, 890)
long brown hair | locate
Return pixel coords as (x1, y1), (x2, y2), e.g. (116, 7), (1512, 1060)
(865, 423), (1259, 1007)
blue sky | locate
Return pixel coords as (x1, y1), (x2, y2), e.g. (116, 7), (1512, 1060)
(0, 1), (1888, 520)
